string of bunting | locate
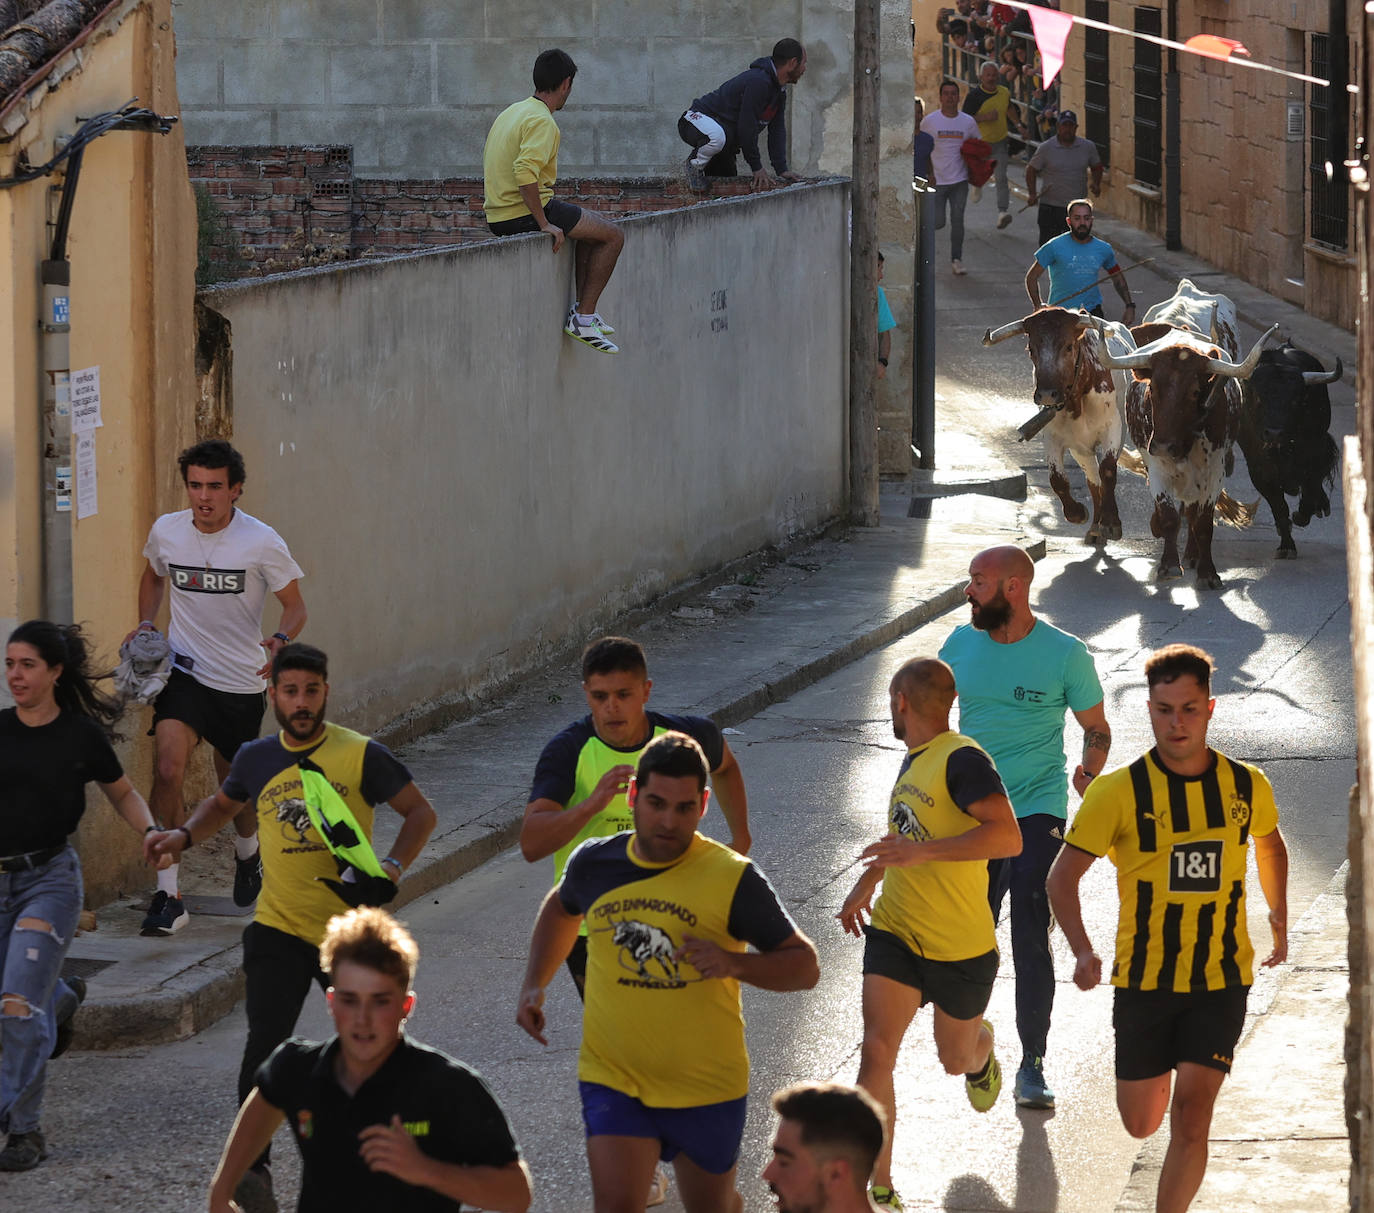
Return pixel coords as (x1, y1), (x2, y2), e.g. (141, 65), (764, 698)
(993, 0), (1333, 90)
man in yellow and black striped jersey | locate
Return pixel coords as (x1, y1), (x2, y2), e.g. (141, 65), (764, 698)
(1046, 644), (1288, 1213)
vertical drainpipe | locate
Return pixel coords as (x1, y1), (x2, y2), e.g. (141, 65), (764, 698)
(41, 142), (84, 623)
(40, 255), (72, 621)
(1164, 0), (1181, 251)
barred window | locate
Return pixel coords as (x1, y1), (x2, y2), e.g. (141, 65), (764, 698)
(1084, 0), (1111, 168)
(1308, 33), (1350, 250)
(1133, 7), (1162, 188)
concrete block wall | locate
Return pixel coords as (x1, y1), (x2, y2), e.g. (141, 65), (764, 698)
(1054, 0), (1357, 331)
(173, 0), (803, 178)
(198, 181), (849, 733)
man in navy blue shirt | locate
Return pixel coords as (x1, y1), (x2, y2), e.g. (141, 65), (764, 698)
(1024, 199), (1136, 322)
(679, 39), (807, 191)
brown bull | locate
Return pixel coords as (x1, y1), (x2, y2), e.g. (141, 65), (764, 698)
(982, 307), (1132, 544)
(1098, 322), (1277, 588)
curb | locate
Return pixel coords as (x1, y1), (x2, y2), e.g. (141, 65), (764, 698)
(74, 518), (1044, 1049)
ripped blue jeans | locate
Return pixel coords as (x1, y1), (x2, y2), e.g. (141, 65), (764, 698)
(0, 846), (82, 1135)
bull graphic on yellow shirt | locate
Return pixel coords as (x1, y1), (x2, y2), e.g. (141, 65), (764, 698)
(275, 796), (313, 843)
(609, 919), (681, 983)
(890, 800), (932, 842)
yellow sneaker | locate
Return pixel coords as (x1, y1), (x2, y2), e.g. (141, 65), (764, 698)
(965, 1019), (1002, 1112)
(870, 1185), (904, 1210)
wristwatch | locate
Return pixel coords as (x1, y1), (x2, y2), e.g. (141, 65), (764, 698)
(272, 632), (290, 644)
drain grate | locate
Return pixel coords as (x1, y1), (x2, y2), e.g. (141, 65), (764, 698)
(62, 957), (115, 981)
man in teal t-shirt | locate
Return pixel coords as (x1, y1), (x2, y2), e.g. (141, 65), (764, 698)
(938, 545), (1111, 1112)
(1024, 199), (1137, 323)
(877, 251), (897, 380)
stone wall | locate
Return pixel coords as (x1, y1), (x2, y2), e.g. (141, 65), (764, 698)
(1053, 0), (1358, 331)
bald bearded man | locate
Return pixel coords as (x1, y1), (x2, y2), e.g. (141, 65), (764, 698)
(939, 547), (1111, 1111)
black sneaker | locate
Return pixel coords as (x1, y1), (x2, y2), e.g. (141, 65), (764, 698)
(234, 849), (264, 907)
(0, 1129), (48, 1172)
(51, 976), (87, 1059)
(234, 1163), (278, 1213)
(140, 890), (189, 936)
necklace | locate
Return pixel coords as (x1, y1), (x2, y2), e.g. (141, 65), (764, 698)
(192, 510), (233, 569)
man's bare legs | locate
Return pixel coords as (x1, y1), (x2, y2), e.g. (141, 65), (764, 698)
(673, 1152), (742, 1213)
(586, 1135), (659, 1213)
(150, 718), (198, 831)
(1117, 1063), (1227, 1213)
(568, 210), (624, 316)
(856, 973), (921, 1190)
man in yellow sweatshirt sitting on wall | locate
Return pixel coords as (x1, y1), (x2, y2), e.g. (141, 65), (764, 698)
(483, 48), (626, 355)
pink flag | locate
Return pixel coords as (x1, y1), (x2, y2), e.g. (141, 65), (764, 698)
(1028, 6), (1075, 88)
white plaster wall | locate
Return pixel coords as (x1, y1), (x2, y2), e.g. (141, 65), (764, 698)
(201, 183), (849, 732)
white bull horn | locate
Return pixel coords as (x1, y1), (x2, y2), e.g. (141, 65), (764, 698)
(1203, 323), (1281, 378)
(1096, 341), (1156, 372)
(1302, 357), (1343, 385)
(982, 318), (1027, 346)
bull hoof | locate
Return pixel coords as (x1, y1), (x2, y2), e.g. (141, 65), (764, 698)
(1155, 565), (1184, 583)
(1196, 574), (1224, 591)
(1063, 502), (1088, 524)
(1083, 530), (1103, 546)
(1100, 521), (1122, 541)
(1275, 546), (1297, 560)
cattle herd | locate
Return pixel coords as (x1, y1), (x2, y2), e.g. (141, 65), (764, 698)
(983, 279), (1344, 589)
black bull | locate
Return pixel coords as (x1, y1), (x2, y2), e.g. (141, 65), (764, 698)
(1237, 343), (1342, 559)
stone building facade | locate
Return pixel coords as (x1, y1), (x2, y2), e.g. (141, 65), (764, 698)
(1051, 0), (1359, 330)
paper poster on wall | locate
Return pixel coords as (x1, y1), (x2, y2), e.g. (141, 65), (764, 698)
(55, 464), (72, 512)
(75, 433), (97, 519)
(71, 366), (102, 432)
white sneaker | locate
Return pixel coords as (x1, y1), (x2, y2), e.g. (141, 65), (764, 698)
(997, 211), (1013, 229)
(564, 312), (620, 354)
(970, 185), (983, 204)
(573, 304), (614, 334)
(951, 259), (967, 276)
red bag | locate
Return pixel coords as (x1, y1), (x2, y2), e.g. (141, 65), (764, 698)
(960, 138), (995, 186)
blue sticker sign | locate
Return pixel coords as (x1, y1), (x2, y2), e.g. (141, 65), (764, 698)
(52, 296), (69, 325)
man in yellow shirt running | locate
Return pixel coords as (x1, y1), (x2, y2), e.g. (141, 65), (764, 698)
(483, 48), (625, 354)
(838, 657), (1022, 1211)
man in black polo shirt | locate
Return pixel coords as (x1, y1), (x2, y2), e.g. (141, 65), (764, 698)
(209, 908), (531, 1213)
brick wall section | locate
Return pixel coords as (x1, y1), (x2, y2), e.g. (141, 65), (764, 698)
(189, 145), (757, 275)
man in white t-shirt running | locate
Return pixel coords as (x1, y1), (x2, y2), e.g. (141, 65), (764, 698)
(130, 439), (306, 935)
(920, 80), (980, 276)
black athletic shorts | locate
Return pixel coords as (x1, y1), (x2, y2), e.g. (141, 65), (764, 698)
(1113, 984), (1250, 1080)
(862, 925), (998, 1021)
(150, 667), (266, 764)
(487, 198), (583, 237)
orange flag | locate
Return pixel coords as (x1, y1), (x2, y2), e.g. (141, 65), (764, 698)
(1184, 34), (1251, 61)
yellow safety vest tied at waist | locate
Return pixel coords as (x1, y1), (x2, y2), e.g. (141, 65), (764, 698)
(298, 763), (387, 881)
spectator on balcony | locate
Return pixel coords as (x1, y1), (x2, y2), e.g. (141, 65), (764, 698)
(483, 48), (625, 356)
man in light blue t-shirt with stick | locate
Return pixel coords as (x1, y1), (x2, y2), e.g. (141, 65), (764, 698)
(939, 545), (1112, 1111)
(1024, 199), (1137, 324)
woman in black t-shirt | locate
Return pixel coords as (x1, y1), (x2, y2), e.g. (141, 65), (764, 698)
(0, 620), (162, 1173)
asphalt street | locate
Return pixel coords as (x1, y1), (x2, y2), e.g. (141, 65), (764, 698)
(1, 188), (1357, 1212)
